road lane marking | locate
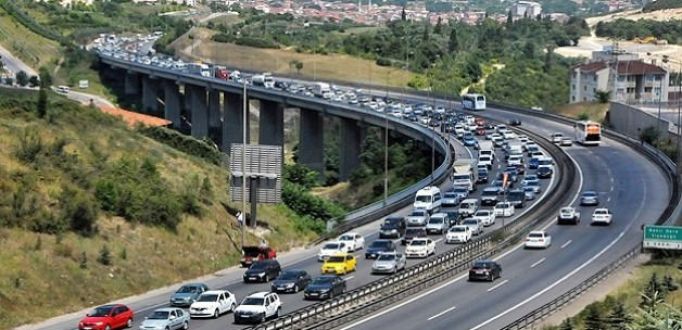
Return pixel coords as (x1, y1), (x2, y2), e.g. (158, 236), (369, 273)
(434, 238), (443, 244)
(561, 240), (572, 249)
(427, 305), (457, 320)
(344, 276), (355, 281)
(487, 279), (509, 292)
(469, 171), (646, 330)
(530, 257), (546, 268)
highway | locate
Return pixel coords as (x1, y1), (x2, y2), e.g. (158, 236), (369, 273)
(39, 125), (556, 330)
(336, 106), (670, 330)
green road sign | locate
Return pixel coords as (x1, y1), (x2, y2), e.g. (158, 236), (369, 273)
(643, 225), (682, 250)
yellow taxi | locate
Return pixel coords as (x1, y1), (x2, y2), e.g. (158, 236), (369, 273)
(320, 253), (357, 275)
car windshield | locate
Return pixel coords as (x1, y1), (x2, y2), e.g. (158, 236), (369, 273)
(473, 262), (493, 269)
(410, 210), (426, 216)
(338, 235), (352, 241)
(454, 187), (468, 193)
(242, 297), (265, 306)
(249, 263), (268, 271)
(377, 254), (396, 261)
(311, 277), (335, 285)
(177, 285), (199, 293)
(323, 243), (340, 250)
(370, 241), (392, 248)
(463, 220), (478, 226)
(595, 210), (608, 214)
(528, 233), (544, 238)
(410, 240), (427, 246)
(416, 195), (431, 203)
(526, 181), (539, 187)
(539, 159), (553, 165)
(148, 311), (169, 320)
(327, 256), (346, 263)
(384, 218), (400, 226)
(479, 156), (491, 161)
(429, 218), (444, 224)
(482, 190), (498, 196)
(88, 306), (114, 317)
(475, 211), (490, 216)
(444, 193), (458, 199)
(278, 271), (301, 280)
(406, 229), (424, 235)
(197, 294), (217, 302)
(496, 203), (510, 208)
(450, 227), (466, 232)
(583, 192), (597, 197)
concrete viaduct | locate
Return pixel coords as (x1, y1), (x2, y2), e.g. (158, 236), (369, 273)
(100, 55), (449, 181)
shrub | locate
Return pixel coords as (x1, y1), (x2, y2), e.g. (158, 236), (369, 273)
(375, 57), (392, 66)
(234, 36), (279, 49)
(60, 186), (98, 236)
(284, 164), (319, 189)
(138, 126), (221, 165)
(15, 127), (43, 164)
(282, 182), (345, 221)
(97, 245), (111, 266)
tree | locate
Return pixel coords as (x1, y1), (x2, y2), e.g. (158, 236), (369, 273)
(28, 75), (39, 87)
(642, 273), (665, 308)
(15, 70), (29, 87)
(583, 304), (605, 330)
(434, 17), (443, 34)
(97, 245), (111, 266)
(605, 301), (632, 330)
(39, 67), (52, 88)
(401, 5), (406, 21)
(37, 87), (48, 118)
(558, 318), (574, 330)
(596, 90), (611, 103)
(543, 46), (555, 73)
(506, 10), (513, 27)
(295, 61), (303, 74)
(448, 27), (459, 53)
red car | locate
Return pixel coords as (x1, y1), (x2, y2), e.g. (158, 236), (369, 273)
(78, 304), (134, 330)
(240, 246), (277, 267)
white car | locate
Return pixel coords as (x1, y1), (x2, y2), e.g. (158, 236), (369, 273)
(318, 241), (351, 261)
(525, 230), (552, 249)
(233, 292), (281, 324)
(478, 155), (493, 169)
(461, 218), (483, 236)
(473, 209), (496, 227)
(551, 132), (563, 143)
(502, 131), (517, 140)
(591, 208), (613, 225)
(507, 155), (524, 167)
(558, 206), (581, 224)
(189, 290), (237, 318)
(405, 238), (436, 258)
(446, 226), (472, 244)
(494, 202), (515, 217)
(337, 232), (365, 251)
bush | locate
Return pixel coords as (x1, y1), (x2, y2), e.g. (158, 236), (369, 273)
(282, 182), (345, 221)
(138, 126), (221, 165)
(234, 36), (279, 49)
(60, 186), (98, 236)
(375, 57), (392, 66)
(284, 164), (319, 189)
(97, 245), (111, 266)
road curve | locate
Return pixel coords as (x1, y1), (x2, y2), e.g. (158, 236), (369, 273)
(336, 106), (669, 330)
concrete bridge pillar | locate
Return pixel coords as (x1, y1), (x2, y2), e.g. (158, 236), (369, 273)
(124, 72), (140, 95)
(223, 92), (250, 155)
(339, 118), (364, 181)
(208, 89), (222, 133)
(259, 100), (284, 147)
(298, 108), (325, 177)
(142, 76), (159, 114)
(188, 85), (208, 139)
(163, 80), (182, 129)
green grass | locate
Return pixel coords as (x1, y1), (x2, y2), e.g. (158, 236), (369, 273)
(0, 88), (318, 329)
(0, 7), (60, 69)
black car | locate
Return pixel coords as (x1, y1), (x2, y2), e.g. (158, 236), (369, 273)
(271, 269), (311, 293)
(402, 227), (427, 245)
(507, 189), (526, 208)
(480, 188), (500, 206)
(304, 275), (346, 300)
(444, 211), (462, 227)
(537, 166), (553, 179)
(477, 168), (489, 184)
(365, 240), (396, 259)
(468, 260), (502, 282)
(379, 216), (406, 239)
(509, 119), (522, 126)
(243, 260), (281, 283)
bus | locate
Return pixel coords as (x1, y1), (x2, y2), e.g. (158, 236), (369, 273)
(575, 121), (601, 146)
(461, 93), (486, 111)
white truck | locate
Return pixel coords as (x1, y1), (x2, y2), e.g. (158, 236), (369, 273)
(452, 159), (476, 192)
(187, 63), (211, 77)
(252, 73), (275, 88)
(479, 141), (494, 159)
(313, 82), (331, 98)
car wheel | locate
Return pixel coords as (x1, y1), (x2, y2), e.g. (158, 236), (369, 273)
(183, 321), (189, 330)
(488, 274), (494, 282)
(230, 302), (236, 312)
(260, 313), (266, 323)
(126, 318), (133, 328)
(294, 285), (299, 292)
(214, 309), (220, 319)
(264, 274), (269, 282)
(274, 310), (279, 318)
(105, 326), (111, 330)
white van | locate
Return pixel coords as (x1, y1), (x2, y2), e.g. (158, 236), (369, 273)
(458, 198), (479, 217)
(414, 186), (442, 214)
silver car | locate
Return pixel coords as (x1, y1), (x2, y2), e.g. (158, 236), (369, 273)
(580, 191), (600, 206)
(139, 308), (189, 330)
(406, 209), (430, 227)
(170, 283), (208, 307)
(426, 213), (448, 234)
(371, 253), (407, 274)
(462, 218), (483, 236)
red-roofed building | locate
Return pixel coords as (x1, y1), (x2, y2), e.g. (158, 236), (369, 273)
(570, 57), (669, 104)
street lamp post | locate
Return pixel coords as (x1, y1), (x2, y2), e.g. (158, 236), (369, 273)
(241, 81), (247, 249)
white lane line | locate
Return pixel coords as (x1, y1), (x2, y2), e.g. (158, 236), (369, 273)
(530, 257), (546, 268)
(427, 305), (457, 321)
(487, 279), (509, 292)
(609, 185), (614, 192)
(561, 240), (573, 249)
(434, 238), (443, 244)
(469, 171), (646, 330)
(607, 197), (611, 202)
(344, 276), (355, 281)
(338, 273), (469, 330)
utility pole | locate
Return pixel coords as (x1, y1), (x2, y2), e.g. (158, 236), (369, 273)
(241, 81), (247, 248)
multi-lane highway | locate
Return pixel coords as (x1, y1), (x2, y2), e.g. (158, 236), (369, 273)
(37, 120), (558, 330)
(334, 105), (670, 330)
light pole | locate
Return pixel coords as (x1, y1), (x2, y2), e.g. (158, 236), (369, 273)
(384, 69), (390, 204)
(241, 81), (247, 249)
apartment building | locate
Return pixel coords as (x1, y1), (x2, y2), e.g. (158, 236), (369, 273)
(511, 1), (542, 18)
(570, 60), (669, 104)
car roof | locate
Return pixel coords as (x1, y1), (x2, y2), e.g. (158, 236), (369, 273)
(154, 307), (180, 312)
(247, 291), (273, 298)
(202, 290), (229, 295)
(528, 230), (546, 235)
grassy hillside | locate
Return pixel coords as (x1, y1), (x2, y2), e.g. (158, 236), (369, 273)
(644, 0), (682, 12)
(0, 88), (318, 328)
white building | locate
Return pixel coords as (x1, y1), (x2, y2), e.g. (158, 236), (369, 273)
(511, 1), (542, 18)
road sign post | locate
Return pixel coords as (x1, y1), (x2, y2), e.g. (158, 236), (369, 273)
(643, 225), (682, 250)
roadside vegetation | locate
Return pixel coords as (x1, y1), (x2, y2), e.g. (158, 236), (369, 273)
(643, 0), (682, 12)
(595, 18), (682, 45)
(0, 87), (323, 329)
(544, 255), (682, 330)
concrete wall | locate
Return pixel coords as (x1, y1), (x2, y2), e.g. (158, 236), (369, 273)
(608, 102), (676, 140)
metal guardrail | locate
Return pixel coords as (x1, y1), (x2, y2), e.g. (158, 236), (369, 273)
(489, 102), (682, 330)
(243, 120), (579, 330)
(97, 54), (453, 245)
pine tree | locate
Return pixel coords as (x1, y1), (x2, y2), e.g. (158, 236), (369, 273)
(663, 274), (677, 292)
(543, 46), (554, 73)
(37, 87), (48, 118)
(401, 5), (406, 21)
(97, 245), (111, 266)
(642, 273), (665, 307)
(605, 301), (631, 330)
(434, 17), (443, 34)
(584, 304), (605, 330)
(448, 27), (459, 53)
(506, 10), (513, 26)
